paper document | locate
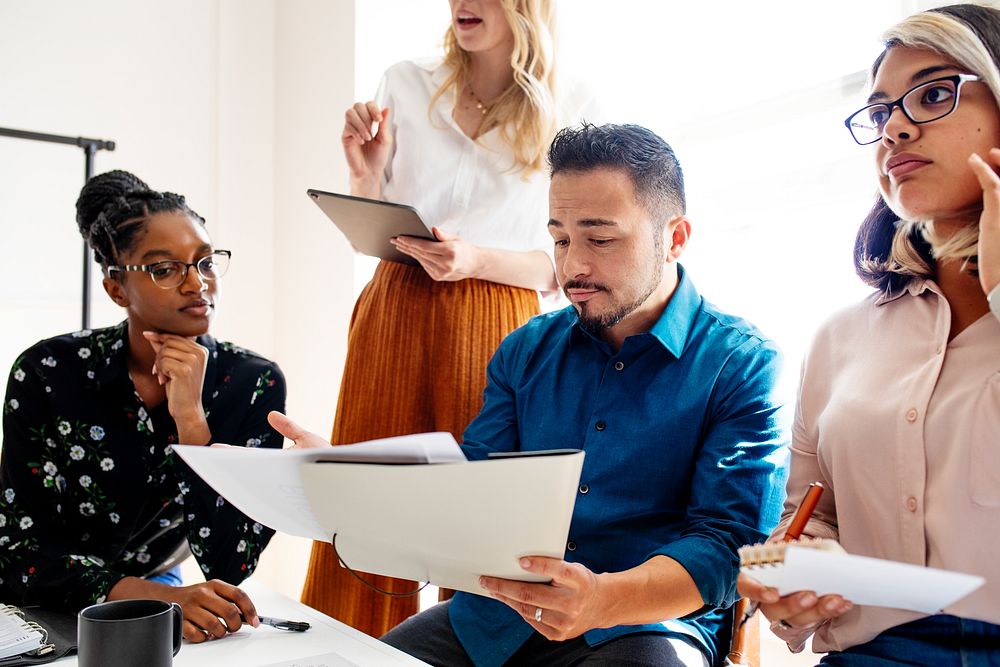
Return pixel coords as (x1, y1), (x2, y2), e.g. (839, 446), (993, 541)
(172, 433), (466, 540)
(743, 545), (984, 613)
(175, 437), (585, 596)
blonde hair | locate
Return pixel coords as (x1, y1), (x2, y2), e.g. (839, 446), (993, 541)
(431, 0), (557, 174)
(867, 5), (1000, 283)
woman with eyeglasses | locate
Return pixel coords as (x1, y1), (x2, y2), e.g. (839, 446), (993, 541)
(0, 170), (286, 643)
(737, 4), (1000, 665)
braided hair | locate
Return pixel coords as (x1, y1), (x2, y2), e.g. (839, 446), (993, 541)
(75, 170), (206, 269)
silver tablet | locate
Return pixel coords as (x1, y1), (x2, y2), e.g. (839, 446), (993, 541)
(307, 189), (436, 266)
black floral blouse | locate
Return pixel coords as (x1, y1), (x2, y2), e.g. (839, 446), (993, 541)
(0, 321), (286, 611)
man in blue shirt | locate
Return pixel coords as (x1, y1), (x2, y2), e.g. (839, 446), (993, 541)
(272, 123), (787, 666)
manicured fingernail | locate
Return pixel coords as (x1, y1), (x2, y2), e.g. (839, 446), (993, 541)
(479, 576), (487, 588)
(762, 588), (780, 603)
(800, 592), (817, 606)
(520, 558), (532, 568)
(839, 602), (852, 614)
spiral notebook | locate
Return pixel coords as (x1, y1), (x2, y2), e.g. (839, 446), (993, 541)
(739, 538), (985, 614)
(0, 605), (76, 666)
(0, 605), (49, 661)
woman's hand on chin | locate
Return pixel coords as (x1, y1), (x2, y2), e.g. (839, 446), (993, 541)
(142, 331), (211, 444)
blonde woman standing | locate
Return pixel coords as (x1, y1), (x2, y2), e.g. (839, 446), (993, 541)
(300, 0), (597, 637)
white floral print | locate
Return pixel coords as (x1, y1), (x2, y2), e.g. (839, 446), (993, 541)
(79, 502), (95, 516)
(89, 426), (105, 441)
(109, 513), (120, 524)
(79, 475), (92, 488)
(4, 489), (14, 503)
(58, 421), (71, 435)
(100, 458), (114, 472)
(7, 399), (18, 411)
(70, 446), (85, 461)
(13, 369), (24, 382)
(78, 348), (91, 359)
(199, 527), (211, 538)
(19, 516), (32, 529)
(41, 356), (56, 367)
(43, 462), (57, 475)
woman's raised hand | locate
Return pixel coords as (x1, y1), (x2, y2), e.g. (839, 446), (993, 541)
(969, 148), (1000, 296)
(342, 101), (393, 198)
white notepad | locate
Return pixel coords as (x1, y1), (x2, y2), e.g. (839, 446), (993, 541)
(739, 539), (984, 613)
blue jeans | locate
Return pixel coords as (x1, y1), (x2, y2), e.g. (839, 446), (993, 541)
(144, 565), (183, 587)
(820, 615), (1000, 666)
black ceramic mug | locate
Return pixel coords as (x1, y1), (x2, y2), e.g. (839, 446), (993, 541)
(78, 599), (182, 667)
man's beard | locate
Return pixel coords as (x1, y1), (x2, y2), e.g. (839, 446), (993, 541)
(567, 261), (663, 335)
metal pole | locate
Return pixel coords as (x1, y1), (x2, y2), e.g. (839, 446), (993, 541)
(83, 143), (97, 330)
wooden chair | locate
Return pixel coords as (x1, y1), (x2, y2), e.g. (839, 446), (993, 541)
(725, 597), (760, 666)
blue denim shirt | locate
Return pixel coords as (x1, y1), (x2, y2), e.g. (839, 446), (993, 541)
(449, 266), (789, 667)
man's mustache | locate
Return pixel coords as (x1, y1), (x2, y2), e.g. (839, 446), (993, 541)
(563, 280), (609, 292)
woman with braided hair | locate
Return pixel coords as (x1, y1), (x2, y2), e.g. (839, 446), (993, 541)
(0, 170), (286, 643)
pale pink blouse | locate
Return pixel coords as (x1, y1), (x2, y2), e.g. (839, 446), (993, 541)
(773, 278), (1000, 653)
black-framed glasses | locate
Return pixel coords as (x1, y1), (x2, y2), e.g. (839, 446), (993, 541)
(844, 73), (982, 145)
(108, 250), (231, 289)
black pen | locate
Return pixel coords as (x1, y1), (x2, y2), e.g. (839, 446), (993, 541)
(258, 616), (310, 632)
(241, 612), (311, 632)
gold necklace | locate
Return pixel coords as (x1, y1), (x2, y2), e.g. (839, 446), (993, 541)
(466, 85), (492, 116)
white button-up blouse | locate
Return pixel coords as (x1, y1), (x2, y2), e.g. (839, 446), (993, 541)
(375, 58), (599, 259)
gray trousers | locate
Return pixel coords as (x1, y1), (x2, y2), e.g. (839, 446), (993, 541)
(381, 601), (711, 667)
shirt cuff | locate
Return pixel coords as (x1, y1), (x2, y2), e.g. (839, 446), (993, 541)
(652, 537), (738, 611)
(989, 283), (1000, 323)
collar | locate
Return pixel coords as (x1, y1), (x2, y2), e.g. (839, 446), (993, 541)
(571, 264), (702, 359)
(873, 276), (939, 307)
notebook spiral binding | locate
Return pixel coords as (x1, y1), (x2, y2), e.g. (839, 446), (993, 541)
(738, 536), (834, 568)
(0, 605), (55, 658)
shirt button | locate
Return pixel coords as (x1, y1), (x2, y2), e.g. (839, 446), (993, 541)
(614, 361), (625, 371)
(579, 484), (589, 494)
(905, 496), (918, 512)
(595, 421), (606, 431)
(567, 541), (577, 551)
(905, 408), (918, 422)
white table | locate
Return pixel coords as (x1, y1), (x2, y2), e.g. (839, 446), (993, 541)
(56, 579), (429, 666)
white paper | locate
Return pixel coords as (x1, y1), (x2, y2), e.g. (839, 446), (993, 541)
(172, 433), (465, 540)
(744, 545), (984, 613)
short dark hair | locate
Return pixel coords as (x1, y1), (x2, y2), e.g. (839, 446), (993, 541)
(75, 170), (205, 269)
(547, 123), (685, 225)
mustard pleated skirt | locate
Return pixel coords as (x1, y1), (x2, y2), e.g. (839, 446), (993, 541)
(300, 260), (540, 637)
